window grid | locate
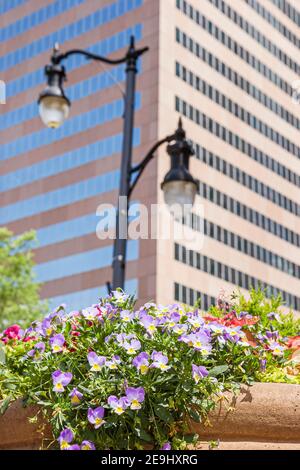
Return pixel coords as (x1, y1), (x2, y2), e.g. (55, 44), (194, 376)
(175, 29), (300, 131)
(175, 96), (300, 189)
(1, 95), (141, 161)
(0, 0), (84, 42)
(0, 0), (27, 15)
(245, 0), (300, 48)
(0, 170), (120, 225)
(1, 64), (126, 131)
(0, 0), (143, 72)
(269, 0), (300, 27)
(0, 129), (140, 193)
(188, 136), (300, 217)
(176, 0), (292, 96)
(207, 0), (300, 73)
(5, 24), (142, 100)
(196, 178), (300, 247)
(174, 244), (300, 311)
(181, 212), (300, 279)
(176, 62), (300, 159)
(36, 240), (138, 283)
(50, 278), (138, 312)
(174, 282), (216, 310)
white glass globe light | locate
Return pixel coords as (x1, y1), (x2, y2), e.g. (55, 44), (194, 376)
(39, 95), (70, 129)
(162, 180), (197, 209)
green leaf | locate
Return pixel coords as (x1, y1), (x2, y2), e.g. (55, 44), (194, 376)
(135, 428), (153, 443)
(183, 433), (199, 443)
(0, 395), (13, 415)
(0, 343), (6, 364)
(208, 365), (229, 377)
(189, 408), (202, 423)
(155, 406), (174, 423)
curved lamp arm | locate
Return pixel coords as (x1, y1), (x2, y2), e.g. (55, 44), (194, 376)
(51, 37), (149, 66)
(128, 134), (175, 198)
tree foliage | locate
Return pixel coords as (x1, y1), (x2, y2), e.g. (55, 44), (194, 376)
(0, 228), (46, 330)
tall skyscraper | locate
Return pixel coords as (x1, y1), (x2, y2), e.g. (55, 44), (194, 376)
(1, 0), (300, 313)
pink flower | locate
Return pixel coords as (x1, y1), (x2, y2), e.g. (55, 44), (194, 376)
(3, 325), (21, 340)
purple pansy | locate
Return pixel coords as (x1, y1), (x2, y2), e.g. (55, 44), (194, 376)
(41, 318), (53, 337)
(120, 310), (135, 322)
(87, 351), (106, 371)
(52, 370), (72, 393)
(181, 332), (212, 355)
(107, 396), (129, 415)
(82, 307), (99, 321)
(115, 333), (136, 345)
(265, 330), (279, 341)
(111, 290), (129, 304)
(208, 323), (225, 336)
(81, 440), (96, 450)
(106, 355), (121, 370)
(268, 341), (284, 355)
(123, 339), (141, 355)
(139, 314), (159, 335)
(187, 314), (205, 329)
(223, 327), (243, 344)
(151, 351), (170, 371)
(259, 358), (267, 372)
(161, 442), (171, 450)
(172, 323), (188, 335)
(87, 406), (106, 429)
(49, 333), (65, 353)
(132, 352), (150, 374)
(267, 312), (281, 322)
(27, 341), (45, 361)
(192, 364), (209, 383)
(125, 387), (145, 410)
(69, 387), (83, 406)
(165, 312), (181, 328)
(58, 428), (77, 450)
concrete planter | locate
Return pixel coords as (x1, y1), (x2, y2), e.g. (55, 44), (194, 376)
(190, 382), (300, 450)
(0, 400), (52, 450)
(0, 383), (300, 450)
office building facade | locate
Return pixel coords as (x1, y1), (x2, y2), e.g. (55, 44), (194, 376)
(1, 0), (300, 313)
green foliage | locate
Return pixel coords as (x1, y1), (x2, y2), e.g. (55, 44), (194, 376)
(234, 287), (300, 337)
(0, 228), (47, 330)
(0, 288), (299, 450)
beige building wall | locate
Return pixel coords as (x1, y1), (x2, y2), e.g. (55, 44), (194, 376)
(156, 0), (300, 313)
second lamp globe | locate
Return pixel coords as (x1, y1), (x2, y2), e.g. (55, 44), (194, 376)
(161, 119), (197, 209)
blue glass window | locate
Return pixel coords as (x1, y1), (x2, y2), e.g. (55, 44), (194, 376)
(0, 129), (140, 192)
(0, 0), (27, 15)
(49, 278), (138, 311)
(0, 0), (143, 72)
(1, 95), (141, 161)
(5, 24), (142, 99)
(0, 0), (84, 42)
(35, 240), (138, 283)
(0, 170), (120, 224)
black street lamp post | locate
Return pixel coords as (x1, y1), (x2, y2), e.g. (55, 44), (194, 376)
(38, 36), (197, 291)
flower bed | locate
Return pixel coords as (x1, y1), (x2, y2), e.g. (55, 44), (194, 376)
(0, 289), (299, 450)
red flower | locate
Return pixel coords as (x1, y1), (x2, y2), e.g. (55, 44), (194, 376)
(23, 336), (37, 343)
(204, 312), (259, 328)
(203, 315), (223, 324)
(287, 336), (300, 350)
(71, 331), (80, 337)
